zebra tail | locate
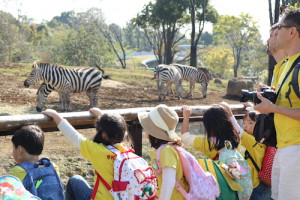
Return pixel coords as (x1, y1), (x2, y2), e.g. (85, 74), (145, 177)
(95, 64), (105, 74)
(102, 74), (111, 79)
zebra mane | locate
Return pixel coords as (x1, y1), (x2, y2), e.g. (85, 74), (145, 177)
(35, 62), (63, 69)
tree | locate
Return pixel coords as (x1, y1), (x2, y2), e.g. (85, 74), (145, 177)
(134, 0), (189, 64)
(188, 0), (218, 67)
(201, 46), (234, 78)
(213, 14), (260, 77)
(101, 23), (128, 68)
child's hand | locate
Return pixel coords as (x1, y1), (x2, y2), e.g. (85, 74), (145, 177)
(89, 107), (102, 117)
(219, 102), (233, 117)
(182, 105), (192, 118)
(42, 109), (63, 124)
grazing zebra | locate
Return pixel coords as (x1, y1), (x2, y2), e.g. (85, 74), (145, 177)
(170, 63), (209, 98)
(24, 62), (110, 112)
(154, 64), (183, 101)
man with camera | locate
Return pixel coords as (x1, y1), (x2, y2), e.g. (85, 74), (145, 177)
(254, 8), (300, 200)
(267, 23), (288, 87)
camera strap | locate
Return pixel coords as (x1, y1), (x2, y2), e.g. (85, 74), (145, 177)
(275, 56), (300, 104)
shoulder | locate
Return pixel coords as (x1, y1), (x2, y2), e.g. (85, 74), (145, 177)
(7, 165), (27, 182)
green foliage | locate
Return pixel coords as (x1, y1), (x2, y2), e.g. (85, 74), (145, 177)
(213, 13), (260, 77)
(201, 46), (234, 78)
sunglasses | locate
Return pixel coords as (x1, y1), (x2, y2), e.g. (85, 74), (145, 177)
(276, 24), (293, 30)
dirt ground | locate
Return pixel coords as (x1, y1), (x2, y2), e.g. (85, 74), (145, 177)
(0, 63), (240, 187)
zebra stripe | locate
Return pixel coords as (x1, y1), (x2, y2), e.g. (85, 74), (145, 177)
(24, 62), (109, 112)
(170, 63), (208, 98)
(154, 64), (183, 101)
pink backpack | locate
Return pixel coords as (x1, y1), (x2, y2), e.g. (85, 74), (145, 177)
(156, 144), (220, 200)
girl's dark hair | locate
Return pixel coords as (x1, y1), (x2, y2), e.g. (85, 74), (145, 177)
(93, 113), (128, 145)
(203, 105), (240, 151)
(12, 125), (45, 155)
(148, 134), (169, 149)
(148, 134), (181, 149)
(243, 111), (258, 122)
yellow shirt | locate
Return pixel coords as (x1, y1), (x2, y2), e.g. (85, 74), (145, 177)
(241, 132), (266, 188)
(271, 57), (288, 87)
(274, 53), (300, 148)
(150, 145), (188, 200)
(193, 136), (219, 159)
(7, 162), (60, 182)
(80, 139), (127, 200)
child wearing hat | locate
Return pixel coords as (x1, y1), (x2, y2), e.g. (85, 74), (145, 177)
(138, 104), (188, 200)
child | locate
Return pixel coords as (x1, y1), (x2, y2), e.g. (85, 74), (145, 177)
(182, 105), (252, 200)
(7, 125), (64, 200)
(220, 102), (271, 200)
(138, 104), (189, 200)
(42, 108), (130, 200)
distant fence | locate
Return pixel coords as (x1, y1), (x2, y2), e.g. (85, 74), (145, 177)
(0, 104), (246, 156)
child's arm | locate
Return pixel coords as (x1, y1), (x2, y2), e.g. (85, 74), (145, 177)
(182, 105), (192, 134)
(180, 105), (195, 147)
(160, 167), (176, 200)
(219, 102), (243, 137)
(42, 109), (85, 148)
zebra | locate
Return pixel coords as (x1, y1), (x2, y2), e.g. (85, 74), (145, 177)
(24, 62), (110, 112)
(154, 64), (183, 101)
(170, 63), (209, 98)
(36, 83), (62, 112)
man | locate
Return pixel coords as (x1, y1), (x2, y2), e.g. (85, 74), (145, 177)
(254, 8), (300, 200)
(267, 23), (288, 87)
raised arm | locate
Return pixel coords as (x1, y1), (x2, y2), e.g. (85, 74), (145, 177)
(182, 105), (192, 134)
(42, 109), (85, 148)
(219, 102), (243, 137)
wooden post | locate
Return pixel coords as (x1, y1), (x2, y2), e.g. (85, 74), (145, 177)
(127, 120), (143, 156)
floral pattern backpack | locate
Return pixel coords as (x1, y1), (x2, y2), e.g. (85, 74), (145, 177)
(0, 175), (40, 200)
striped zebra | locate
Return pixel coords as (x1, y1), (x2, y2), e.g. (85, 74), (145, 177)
(170, 63), (209, 98)
(154, 64), (183, 101)
(24, 62), (109, 112)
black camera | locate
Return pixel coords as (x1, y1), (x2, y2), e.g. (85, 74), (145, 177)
(240, 87), (277, 104)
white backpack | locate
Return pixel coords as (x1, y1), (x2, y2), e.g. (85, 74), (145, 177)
(92, 145), (157, 200)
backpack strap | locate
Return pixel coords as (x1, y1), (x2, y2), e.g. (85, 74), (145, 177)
(91, 170), (112, 200)
(155, 144), (188, 199)
(277, 56), (300, 107)
(286, 61), (300, 106)
(244, 150), (260, 172)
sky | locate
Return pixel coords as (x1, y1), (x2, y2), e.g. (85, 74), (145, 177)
(0, 0), (271, 42)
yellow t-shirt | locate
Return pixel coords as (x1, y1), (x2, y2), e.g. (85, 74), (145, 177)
(193, 136), (219, 159)
(151, 145), (189, 200)
(241, 132), (266, 188)
(7, 161), (60, 182)
(271, 57), (288, 87)
(274, 53), (300, 148)
(80, 139), (127, 200)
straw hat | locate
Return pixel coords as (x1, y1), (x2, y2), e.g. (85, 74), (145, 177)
(138, 104), (180, 142)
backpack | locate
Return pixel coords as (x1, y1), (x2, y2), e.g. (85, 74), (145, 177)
(16, 158), (65, 200)
(198, 159), (242, 200)
(92, 145), (157, 200)
(156, 144), (220, 200)
(0, 175), (41, 200)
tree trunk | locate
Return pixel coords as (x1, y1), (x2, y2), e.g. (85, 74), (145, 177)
(190, 45), (197, 67)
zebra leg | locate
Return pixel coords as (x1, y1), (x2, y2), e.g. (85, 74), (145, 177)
(176, 80), (183, 100)
(86, 89), (98, 108)
(158, 82), (166, 101)
(65, 93), (71, 112)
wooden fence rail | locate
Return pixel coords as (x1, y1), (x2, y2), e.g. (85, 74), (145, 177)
(0, 104), (246, 155)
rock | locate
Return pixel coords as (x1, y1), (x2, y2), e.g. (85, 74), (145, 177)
(226, 78), (254, 98)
